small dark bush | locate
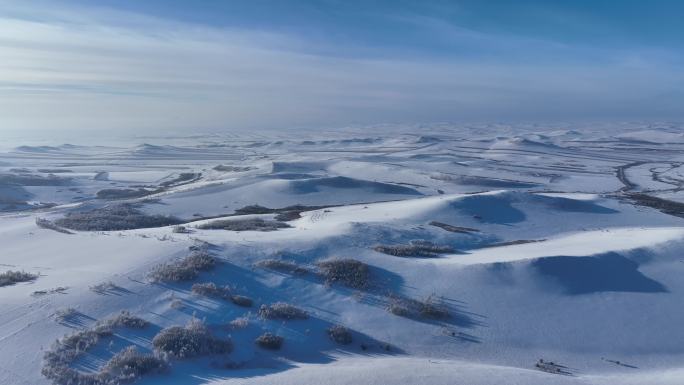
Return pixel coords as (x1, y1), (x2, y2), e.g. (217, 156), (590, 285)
(255, 332), (283, 350)
(373, 240), (453, 258)
(429, 221), (479, 233)
(316, 258), (370, 289)
(273, 210), (302, 221)
(102, 346), (168, 381)
(55, 203), (181, 231)
(42, 312), (152, 385)
(105, 311), (149, 329)
(387, 294), (449, 320)
(258, 302), (308, 320)
(213, 165), (253, 172)
(149, 251), (217, 282)
(198, 218), (290, 231)
(160, 173), (200, 187)
(255, 259), (308, 274)
(327, 325), (352, 345)
(234, 205), (275, 215)
(191, 282), (231, 300)
(0, 270), (38, 287)
(152, 318), (232, 358)
(230, 295), (253, 307)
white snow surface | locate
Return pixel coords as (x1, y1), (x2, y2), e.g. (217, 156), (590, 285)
(1, 123), (684, 385)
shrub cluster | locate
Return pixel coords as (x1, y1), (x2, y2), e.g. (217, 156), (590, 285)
(152, 318), (232, 358)
(228, 316), (250, 330)
(327, 325), (352, 345)
(387, 294), (450, 320)
(89, 281), (121, 294)
(213, 165), (253, 172)
(54, 307), (79, 324)
(373, 240), (453, 257)
(429, 221), (479, 233)
(55, 203), (182, 231)
(42, 311), (150, 385)
(191, 282), (253, 307)
(255, 332), (283, 350)
(95, 188), (159, 200)
(316, 258), (370, 289)
(101, 346), (168, 382)
(191, 282), (231, 299)
(160, 173), (200, 187)
(258, 302), (308, 320)
(255, 259), (308, 274)
(149, 251), (217, 282)
(197, 218), (290, 232)
(0, 270), (38, 287)
(35, 218), (73, 234)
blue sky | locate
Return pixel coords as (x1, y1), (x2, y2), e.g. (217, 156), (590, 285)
(0, 0), (682, 133)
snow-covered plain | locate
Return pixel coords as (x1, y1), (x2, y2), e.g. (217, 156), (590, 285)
(1, 123), (684, 384)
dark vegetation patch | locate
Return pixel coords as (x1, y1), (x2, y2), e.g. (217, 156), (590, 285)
(95, 173), (199, 200)
(230, 295), (253, 307)
(373, 240), (454, 258)
(0, 173), (71, 186)
(327, 325), (352, 345)
(478, 239), (544, 248)
(386, 294), (450, 320)
(160, 173), (201, 187)
(429, 221), (479, 233)
(254, 259), (309, 274)
(89, 281), (128, 295)
(152, 318), (232, 358)
(191, 282), (253, 307)
(42, 311), (150, 385)
(198, 218), (291, 231)
(192, 282), (231, 299)
(213, 165), (253, 172)
(626, 193), (684, 217)
(258, 302), (308, 320)
(316, 258), (370, 289)
(55, 203), (182, 231)
(101, 346), (168, 383)
(36, 218), (73, 234)
(233, 204), (332, 221)
(255, 332), (283, 350)
(96, 188), (160, 200)
(0, 270), (38, 287)
(149, 251), (217, 282)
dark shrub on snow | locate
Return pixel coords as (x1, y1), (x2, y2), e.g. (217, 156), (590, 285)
(255, 332), (283, 350)
(316, 258), (370, 289)
(152, 318), (232, 358)
(258, 302), (308, 320)
(327, 325), (352, 345)
(55, 203), (181, 231)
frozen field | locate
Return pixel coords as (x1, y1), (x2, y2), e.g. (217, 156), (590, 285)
(1, 123), (684, 385)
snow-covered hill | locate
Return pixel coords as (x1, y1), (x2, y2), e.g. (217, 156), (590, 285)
(1, 124), (683, 385)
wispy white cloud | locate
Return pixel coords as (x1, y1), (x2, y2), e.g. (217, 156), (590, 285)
(0, 2), (682, 133)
